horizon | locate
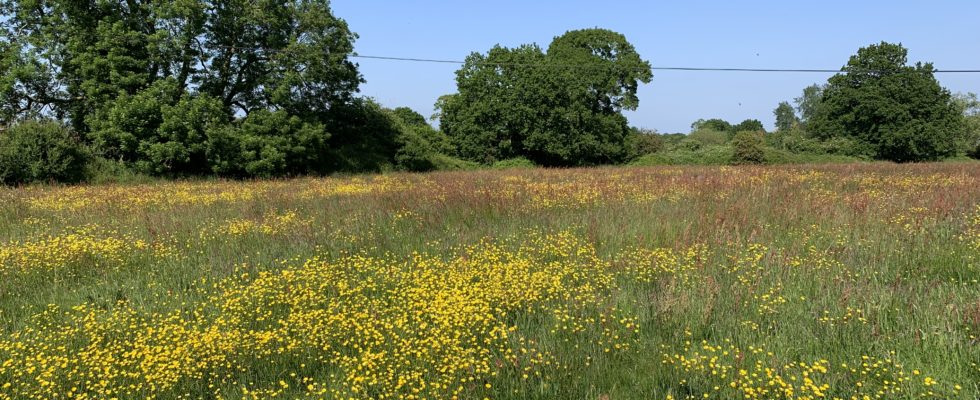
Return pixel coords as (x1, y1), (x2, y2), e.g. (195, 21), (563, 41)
(333, 0), (980, 133)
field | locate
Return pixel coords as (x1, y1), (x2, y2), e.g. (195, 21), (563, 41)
(0, 163), (978, 399)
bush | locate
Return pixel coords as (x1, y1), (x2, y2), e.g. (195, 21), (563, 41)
(689, 129), (728, 147)
(763, 147), (865, 165)
(206, 110), (330, 178)
(491, 157), (536, 170)
(388, 107), (457, 172)
(430, 154), (481, 171)
(731, 131), (765, 164)
(625, 128), (664, 160)
(84, 157), (155, 185)
(677, 138), (702, 151)
(394, 127), (438, 172)
(631, 145), (732, 166)
(969, 141), (980, 159)
(0, 120), (89, 185)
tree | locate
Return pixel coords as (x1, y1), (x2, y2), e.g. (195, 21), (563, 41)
(953, 92), (980, 158)
(391, 107), (429, 128)
(0, 0), (364, 177)
(691, 118), (733, 133)
(773, 101), (798, 131)
(734, 119), (765, 133)
(439, 28), (651, 166)
(438, 44), (547, 163)
(808, 42), (965, 162)
(198, 0), (361, 119)
(794, 84), (824, 124)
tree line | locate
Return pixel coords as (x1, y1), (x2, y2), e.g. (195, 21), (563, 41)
(1, 1), (977, 185)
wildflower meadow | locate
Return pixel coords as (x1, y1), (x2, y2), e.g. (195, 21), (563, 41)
(0, 163), (978, 399)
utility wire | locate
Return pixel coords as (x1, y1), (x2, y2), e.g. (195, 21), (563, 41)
(351, 54), (980, 74)
(200, 45), (980, 74)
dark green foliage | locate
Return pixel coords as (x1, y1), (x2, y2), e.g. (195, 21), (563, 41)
(87, 79), (230, 176)
(0, 39), (57, 122)
(206, 110), (330, 177)
(624, 128), (664, 160)
(773, 101), (798, 132)
(391, 107), (429, 127)
(658, 133), (688, 148)
(777, 128), (873, 158)
(437, 45), (549, 164)
(320, 99), (400, 172)
(0, 120), (89, 184)
(808, 42), (965, 162)
(390, 109), (456, 172)
(0, 0), (371, 180)
(691, 118), (765, 140)
(731, 131), (765, 164)
(733, 119), (765, 133)
(691, 119), (734, 133)
(198, 0), (361, 119)
(439, 29), (651, 167)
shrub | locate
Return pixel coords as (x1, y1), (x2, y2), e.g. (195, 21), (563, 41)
(389, 107), (457, 172)
(206, 110), (330, 178)
(731, 131), (765, 164)
(0, 120), (89, 185)
(631, 145), (733, 166)
(677, 138), (702, 151)
(625, 128), (664, 160)
(689, 129), (728, 147)
(430, 154), (481, 171)
(84, 157), (155, 185)
(491, 157), (536, 170)
(763, 147), (864, 165)
(394, 127), (438, 172)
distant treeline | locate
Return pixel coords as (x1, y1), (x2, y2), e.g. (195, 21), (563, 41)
(1, 1), (977, 185)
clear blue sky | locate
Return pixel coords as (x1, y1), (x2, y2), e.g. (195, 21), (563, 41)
(332, 1), (980, 133)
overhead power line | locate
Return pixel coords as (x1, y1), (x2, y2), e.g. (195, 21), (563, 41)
(351, 54), (980, 74)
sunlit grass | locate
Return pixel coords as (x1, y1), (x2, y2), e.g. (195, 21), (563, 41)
(0, 162), (978, 399)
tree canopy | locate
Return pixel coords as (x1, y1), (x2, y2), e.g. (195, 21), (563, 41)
(0, 0), (378, 176)
(773, 102), (798, 131)
(808, 42), (965, 162)
(438, 29), (652, 166)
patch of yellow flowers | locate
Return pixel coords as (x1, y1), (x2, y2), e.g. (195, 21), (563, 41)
(0, 226), (176, 278)
(661, 340), (956, 399)
(0, 231), (640, 399)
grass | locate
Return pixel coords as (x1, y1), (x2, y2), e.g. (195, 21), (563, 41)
(0, 162), (978, 399)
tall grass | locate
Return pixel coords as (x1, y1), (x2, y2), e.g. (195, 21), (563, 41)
(0, 162), (978, 399)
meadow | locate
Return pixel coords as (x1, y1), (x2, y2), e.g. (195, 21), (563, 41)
(0, 162), (978, 399)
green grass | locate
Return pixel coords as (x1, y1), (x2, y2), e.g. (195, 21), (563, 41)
(0, 162), (978, 399)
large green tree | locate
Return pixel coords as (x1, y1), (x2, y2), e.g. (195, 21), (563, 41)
(794, 84), (824, 125)
(773, 101), (798, 131)
(0, 0), (363, 176)
(808, 42), (964, 162)
(439, 29), (651, 166)
(953, 92), (980, 158)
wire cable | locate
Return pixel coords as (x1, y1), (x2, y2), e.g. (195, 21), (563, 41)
(351, 54), (980, 74)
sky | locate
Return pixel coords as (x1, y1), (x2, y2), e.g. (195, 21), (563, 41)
(331, 1), (980, 133)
